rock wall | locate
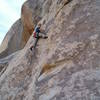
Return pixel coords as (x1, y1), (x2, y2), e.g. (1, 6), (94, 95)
(21, 1), (34, 47)
(0, 0), (100, 100)
(0, 19), (23, 58)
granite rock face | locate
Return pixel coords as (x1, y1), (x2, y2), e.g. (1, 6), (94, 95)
(0, 0), (100, 100)
(0, 19), (23, 58)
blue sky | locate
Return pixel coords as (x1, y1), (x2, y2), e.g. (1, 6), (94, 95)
(0, 0), (26, 44)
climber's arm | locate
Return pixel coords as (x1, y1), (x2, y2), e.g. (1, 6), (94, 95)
(39, 27), (48, 38)
(40, 28), (46, 35)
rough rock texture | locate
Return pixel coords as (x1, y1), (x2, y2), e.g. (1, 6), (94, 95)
(0, 19), (23, 58)
(0, 0), (100, 100)
(21, 1), (34, 47)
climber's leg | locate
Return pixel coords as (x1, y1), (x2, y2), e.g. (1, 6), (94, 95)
(30, 35), (48, 50)
(30, 38), (39, 51)
(34, 37), (39, 48)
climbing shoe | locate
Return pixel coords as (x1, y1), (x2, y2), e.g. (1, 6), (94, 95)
(30, 46), (33, 51)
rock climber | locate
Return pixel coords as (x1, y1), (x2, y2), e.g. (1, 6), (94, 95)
(30, 23), (48, 51)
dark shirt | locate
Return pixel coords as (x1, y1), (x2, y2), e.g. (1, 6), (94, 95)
(35, 26), (40, 33)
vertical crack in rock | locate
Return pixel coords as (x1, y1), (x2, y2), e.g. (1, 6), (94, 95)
(55, 0), (73, 17)
(0, 63), (8, 77)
